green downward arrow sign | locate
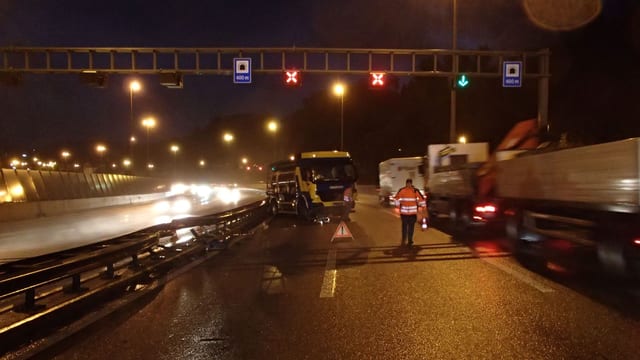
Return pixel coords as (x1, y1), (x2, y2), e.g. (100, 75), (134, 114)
(457, 74), (469, 88)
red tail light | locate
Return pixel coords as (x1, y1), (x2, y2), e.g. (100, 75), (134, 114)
(475, 204), (496, 213)
(634, 238), (640, 246)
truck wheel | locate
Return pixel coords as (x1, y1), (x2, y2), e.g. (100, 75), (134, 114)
(269, 200), (278, 216)
(448, 201), (470, 235)
(449, 201), (469, 236)
(597, 238), (628, 276)
(296, 198), (311, 221)
(505, 212), (524, 254)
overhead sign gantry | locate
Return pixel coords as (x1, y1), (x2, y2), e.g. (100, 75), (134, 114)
(0, 46), (550, 135)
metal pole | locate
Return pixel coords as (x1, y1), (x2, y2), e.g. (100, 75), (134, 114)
(450, 86), (457, 143)
(129, 89), (134, 157)
(340, 94), (344, 151)
(537, 49), (550, 133)
(449, 0), (458, 144)
(146, 128), (150, 165)
(273, 135), (277, 161)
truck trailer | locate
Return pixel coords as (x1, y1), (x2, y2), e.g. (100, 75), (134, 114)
(426, 120), (539, 232)
(378, 157), (426, 207)
(498, 138), (640, 276)
(426, 118), (640, 276)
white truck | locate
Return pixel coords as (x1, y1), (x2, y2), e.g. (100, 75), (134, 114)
(425, 120), (540, 233)
(425, 142), (499, 231)
(426, 118), (640, 276)
(498, 138), (640, 276)
(378, 157), (426, 207)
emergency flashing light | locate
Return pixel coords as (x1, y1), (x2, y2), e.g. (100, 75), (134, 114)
(369, 72), (386, 88)
(284, 70), (301, 86)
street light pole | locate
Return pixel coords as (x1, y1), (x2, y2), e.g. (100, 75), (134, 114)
(340, 93), (344, 151)
(450, 0), (458, 144)
(170, 144), (179, 178)
(333, 83), (346, 151)
(267, 119), (278, 160)
(95, 144), (107, 172)
(129, 81), (141, 158)
(141, 117), (156, 168)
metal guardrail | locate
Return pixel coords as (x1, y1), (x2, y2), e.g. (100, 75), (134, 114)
(0, 199), (268, 310)
(0, 233), (159, 310)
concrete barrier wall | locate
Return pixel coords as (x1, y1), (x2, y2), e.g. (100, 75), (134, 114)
(0, 169), (168, 203)
(0, 168), (171, 222)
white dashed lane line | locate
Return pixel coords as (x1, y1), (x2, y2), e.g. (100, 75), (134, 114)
(319, 248), (337, 298)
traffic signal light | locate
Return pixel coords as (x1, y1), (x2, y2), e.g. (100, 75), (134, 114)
(456, 74), (470, 88)
(369, 72), (386, 89)
(284, 70), (301, 87)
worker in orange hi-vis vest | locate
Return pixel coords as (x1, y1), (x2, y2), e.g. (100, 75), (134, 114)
(341, 185), (354, 222)
(394, 178), (426, 247)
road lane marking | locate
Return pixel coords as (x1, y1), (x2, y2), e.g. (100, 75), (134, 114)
(480, 256), (554, 293)
(319, 248), (337, 298)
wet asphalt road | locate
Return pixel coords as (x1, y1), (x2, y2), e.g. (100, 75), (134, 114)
(53, 192), (640, 359)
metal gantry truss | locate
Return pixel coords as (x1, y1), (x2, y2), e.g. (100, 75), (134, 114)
(0, 46), (550, 130)
(0, 46), (549, 76)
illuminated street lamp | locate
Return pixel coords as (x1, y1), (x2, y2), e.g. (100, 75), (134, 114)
(267, 120), (278, 133)
(95, 144), (107, 172)
(141, 117), (156, 167)
(458, 135), (467, 144)
(170, 144), (179, 177)
(266, 119), (279, 160)
(332, 82), (346, 151)
(241, 157), (248, 165)
(222, 132), (235, 171)
(122, 158), (132, 168)
(61, 150), (71, 171)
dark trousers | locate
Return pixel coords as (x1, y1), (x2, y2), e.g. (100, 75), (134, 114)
(400, 214), (417, 244)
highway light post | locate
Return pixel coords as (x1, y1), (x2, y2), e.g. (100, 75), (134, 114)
(170, 144), (179, 178)
(61, 150), (70, 171)
(141, 117), (156, 168)
(129, 80), (141, 158)
(95, 144), (107, 172)
(450, 0), (458, 144)
(333, 83), (346, 151)
(267, 119), (279, 160)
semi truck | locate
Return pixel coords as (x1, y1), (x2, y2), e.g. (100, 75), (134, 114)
(427, 118), (640, 276)
(267, 151), (358, 220)
(426, 120), (539, 232)
(425, 142), (496, 231)
(498, 137), (640, 276)
(378, 157), (426, 206)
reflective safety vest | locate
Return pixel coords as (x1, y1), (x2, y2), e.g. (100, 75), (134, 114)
(343, 186), (353, 202)
(395, 186), (426, 215)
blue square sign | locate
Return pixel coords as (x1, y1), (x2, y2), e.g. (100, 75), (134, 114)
(233, 58), (252, 84)
(502, 61), (522, 88)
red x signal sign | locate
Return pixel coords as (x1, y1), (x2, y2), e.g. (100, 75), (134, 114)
(369, 72), (386, 88)
(284, 70), (301, 86)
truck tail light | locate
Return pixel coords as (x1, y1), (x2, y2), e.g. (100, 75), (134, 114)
(474, 204), (496, 213)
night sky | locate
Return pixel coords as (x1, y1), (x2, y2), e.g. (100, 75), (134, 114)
(0, 1), (638, 165)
